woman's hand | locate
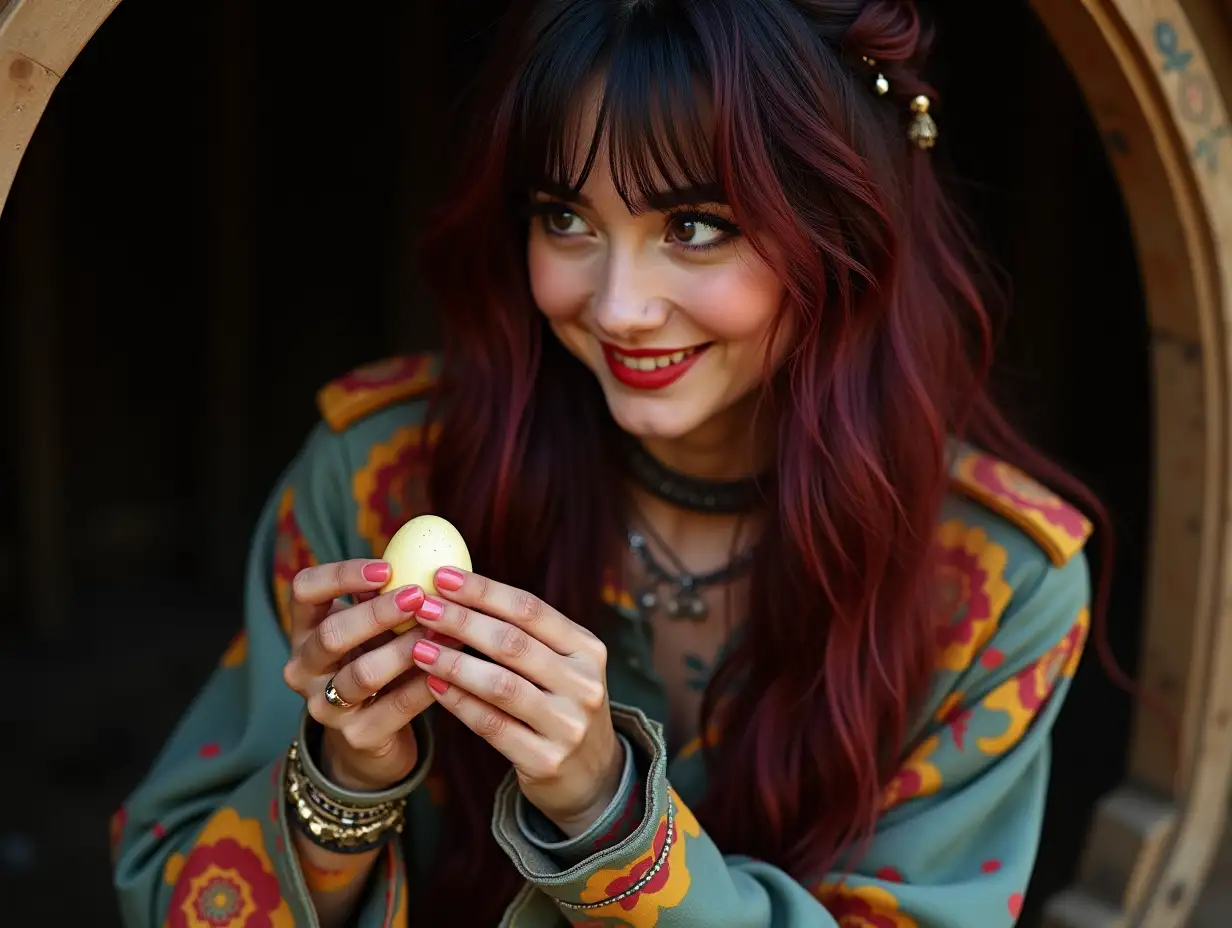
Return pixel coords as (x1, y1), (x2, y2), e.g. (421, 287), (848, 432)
(281, 559), (456, 792)
(408, 567), (624, 837)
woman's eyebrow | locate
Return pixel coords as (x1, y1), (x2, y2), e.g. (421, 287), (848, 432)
(533, 180), (593, 208)
(643, 183), (727, 209)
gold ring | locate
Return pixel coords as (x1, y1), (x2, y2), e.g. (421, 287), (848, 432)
(323, 678), (355, 709)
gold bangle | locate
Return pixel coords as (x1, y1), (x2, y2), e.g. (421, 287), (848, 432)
(284, 742), (407, 853)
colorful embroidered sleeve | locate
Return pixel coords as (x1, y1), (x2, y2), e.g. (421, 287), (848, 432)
(491, 540), (1090, 927)
(110, 421), (415, 928)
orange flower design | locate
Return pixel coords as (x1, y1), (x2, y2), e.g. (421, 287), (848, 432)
(315, 355), (438, 432)
(881, 735), (943, 811)
(220, 631), (247, 669)
(163, 807), (292, 928)
(953, 453), (1091, 565)
(272, 488), (317, 636)
(933, 522), (1011, 672)
(978, 608), (1090, 756)
(353, 424), (441, 556)
(575, 790), (702, 926)
(816, 883), (919, 928)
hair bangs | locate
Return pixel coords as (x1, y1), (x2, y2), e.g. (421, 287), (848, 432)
(506, 3), (720, 211)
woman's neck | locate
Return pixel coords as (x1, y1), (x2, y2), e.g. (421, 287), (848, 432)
(636, 392), (773, 482)
(623, 395), (772, 572)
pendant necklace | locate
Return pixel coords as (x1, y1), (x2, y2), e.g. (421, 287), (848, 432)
(626, 516), (755, 622)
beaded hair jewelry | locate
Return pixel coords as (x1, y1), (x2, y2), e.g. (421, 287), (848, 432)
(862, 55), (938, 150)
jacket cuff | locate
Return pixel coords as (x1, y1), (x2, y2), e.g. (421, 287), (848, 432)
(515, 733), (644, 868)
(493, 703), (696, 915)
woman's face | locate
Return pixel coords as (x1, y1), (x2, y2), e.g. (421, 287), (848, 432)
(526, 140), (789, 452)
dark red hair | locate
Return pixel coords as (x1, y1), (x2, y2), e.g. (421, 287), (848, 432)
(416, 0), (1112, 921)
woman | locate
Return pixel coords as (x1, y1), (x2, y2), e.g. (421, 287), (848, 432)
(112, 1), (1099, 926)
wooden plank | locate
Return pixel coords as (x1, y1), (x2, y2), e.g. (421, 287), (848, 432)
(1030, 0), (1232, 924)
(0, 0), (119, 216)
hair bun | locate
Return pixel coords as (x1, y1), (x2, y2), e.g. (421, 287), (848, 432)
(843, 0), (926, 67)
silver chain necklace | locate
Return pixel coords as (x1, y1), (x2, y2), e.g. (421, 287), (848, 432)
(626, 523), (755, 622)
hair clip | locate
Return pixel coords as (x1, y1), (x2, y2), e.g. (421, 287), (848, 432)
(907, 95), (938, 150)
(862, 56), (890, 96)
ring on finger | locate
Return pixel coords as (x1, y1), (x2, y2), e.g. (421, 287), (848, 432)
(324, 677), (355, 709)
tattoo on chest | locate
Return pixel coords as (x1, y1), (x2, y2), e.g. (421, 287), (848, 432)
(682, 652), (710, 692)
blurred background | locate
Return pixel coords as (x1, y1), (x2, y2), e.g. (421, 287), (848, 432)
(0, 0), (1161, 924)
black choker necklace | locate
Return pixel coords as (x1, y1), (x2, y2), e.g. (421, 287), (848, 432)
(620, 434), (769, 514)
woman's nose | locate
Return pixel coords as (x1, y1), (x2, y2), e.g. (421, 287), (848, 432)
(590, 257), (670, 341)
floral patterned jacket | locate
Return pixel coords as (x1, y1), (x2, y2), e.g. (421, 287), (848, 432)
(111, 354), (1092, 928)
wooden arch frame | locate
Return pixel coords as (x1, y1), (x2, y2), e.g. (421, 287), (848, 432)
(3, 0), (1232, 924)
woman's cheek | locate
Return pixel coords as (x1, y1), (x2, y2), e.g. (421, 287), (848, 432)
(528, 242), (589, 322)
(685, 267), (784, 341)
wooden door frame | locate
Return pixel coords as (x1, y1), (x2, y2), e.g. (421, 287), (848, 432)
(3, 0), (1231, 924)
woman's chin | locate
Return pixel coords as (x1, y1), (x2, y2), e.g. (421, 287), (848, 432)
(603, 394), (706, 443)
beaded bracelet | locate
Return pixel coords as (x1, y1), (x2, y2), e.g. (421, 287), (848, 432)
(556, 798), (676, 910)
(284, 741), (406, 854)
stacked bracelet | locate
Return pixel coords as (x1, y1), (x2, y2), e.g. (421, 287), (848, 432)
(283, 709), (434, 855)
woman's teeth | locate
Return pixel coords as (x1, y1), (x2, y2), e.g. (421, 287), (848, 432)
(611, 347), (698, 371)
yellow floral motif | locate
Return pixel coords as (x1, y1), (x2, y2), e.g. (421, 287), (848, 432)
(315, 354), (438, 433)
(933, 522), (1011, 672)
(816, 882), (920, 927)
(977, 609), (1090, 756)
(353, 423), (441, 556)
(880, 734), (943, 811)
(575, 789), (702, 926)
(162, 807), (293, 928)
(951, 451), (1092, 567)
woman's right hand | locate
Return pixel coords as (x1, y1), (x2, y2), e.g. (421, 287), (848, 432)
(281, 559), (443, 791)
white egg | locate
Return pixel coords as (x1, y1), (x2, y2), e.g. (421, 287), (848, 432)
(380, 514), (472, 633)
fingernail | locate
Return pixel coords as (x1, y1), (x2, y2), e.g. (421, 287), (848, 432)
(428, 676), (449, 695)
(435, 567), (465, 591)
(412, 639), (440, 665)
(363, 562), (391, 583)
(417, 597), (445, 621)
(394, 586), (424, 613)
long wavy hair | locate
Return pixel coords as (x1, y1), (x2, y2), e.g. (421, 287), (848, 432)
(417, 0), (1111, 921)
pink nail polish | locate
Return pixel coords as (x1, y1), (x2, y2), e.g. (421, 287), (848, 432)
(412, 639), (440, 665)
(427, 676), (449, 695)
(417, 597), (445, 621)
(362, 562), (391, 583)
(394, 586), (423, 613)
(435, 567), (465, 591)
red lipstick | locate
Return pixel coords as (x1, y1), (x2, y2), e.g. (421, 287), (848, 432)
(601, 342), (710, 390)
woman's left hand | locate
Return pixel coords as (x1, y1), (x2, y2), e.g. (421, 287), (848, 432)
(409, 566), (624, 837)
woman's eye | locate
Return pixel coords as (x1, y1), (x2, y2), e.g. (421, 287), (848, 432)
(543, 209), (588, 236)
(667, 216), (729, 248)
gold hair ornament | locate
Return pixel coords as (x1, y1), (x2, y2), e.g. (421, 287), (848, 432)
(861, 57), (939, 150)
(862, 56), (890, 96)
(907, 94), (938, 150)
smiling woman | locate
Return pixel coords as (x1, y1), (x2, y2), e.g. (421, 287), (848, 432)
(6, 0), (1232, 927)
(112, 0), (1104, 926)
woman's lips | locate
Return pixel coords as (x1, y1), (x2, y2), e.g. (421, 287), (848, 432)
(601, 342), (711, 390)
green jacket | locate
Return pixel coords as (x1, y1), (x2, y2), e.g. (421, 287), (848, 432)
(111, 355), (1092, 928)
